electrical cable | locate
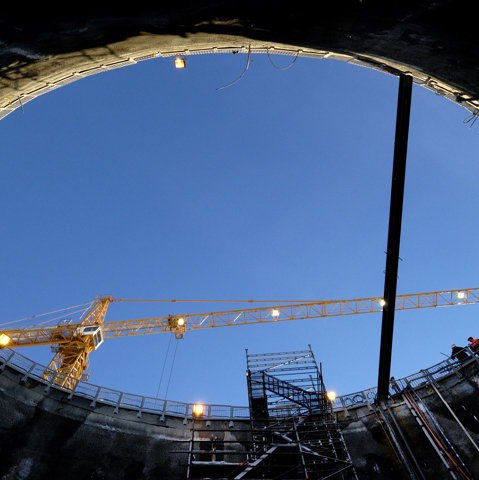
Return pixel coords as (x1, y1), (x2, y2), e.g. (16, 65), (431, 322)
(463, 110), (479, 129)
(164, 339), (179, 400)
(409, 390), (472, 479)
(216, 46), (251, 90)
(374, 401), (418, 478)
(427, 381), (479, 454)
(267, 50), (299, 70)
(382, 397), (426, 480)
(156, 333), (173, 398)
(405, 390), (471, 480)
(409, 386), (472, 478)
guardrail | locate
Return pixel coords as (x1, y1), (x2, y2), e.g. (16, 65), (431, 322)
(0, 348), (249, 421)
(330, 348), (478, 412)
(1, 347), (476, 418)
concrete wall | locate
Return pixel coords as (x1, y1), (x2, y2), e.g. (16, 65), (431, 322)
(2, 357), (479, 479)
(1, 2), (479, 120)
(339, 359), (479, 479)
(0, 364), (248, 480)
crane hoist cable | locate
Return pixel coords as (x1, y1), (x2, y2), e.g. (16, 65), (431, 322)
(164, 339), (179, 401)
(156, 333), (173, 398)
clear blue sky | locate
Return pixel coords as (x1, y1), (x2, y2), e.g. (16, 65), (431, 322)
(1, 53), (478, 407)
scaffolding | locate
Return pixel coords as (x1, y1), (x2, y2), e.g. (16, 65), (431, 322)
(184, 422), (252, 479)
(244, 346), (357, 480)
(184, 346), (357, 479)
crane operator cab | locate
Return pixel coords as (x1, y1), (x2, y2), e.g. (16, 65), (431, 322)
(75, 325), (104, 349)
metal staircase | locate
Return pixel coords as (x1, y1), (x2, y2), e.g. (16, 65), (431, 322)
(243, 346), (358, 479)
(183, 346), (357, 479)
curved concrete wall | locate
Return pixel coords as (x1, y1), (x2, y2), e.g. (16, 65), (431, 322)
(339, 360), (479, 479)
(1, 2), (479, 119)
(2, 353), (479, 479)
(0, 363), (251, 480)
(0, 365), (187, 479)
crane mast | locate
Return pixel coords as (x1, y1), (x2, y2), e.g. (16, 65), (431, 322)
(41, 296), (111, 389)
(0, 288), (477, 390)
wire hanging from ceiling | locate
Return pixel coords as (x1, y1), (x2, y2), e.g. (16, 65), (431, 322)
(216, 46), (251, 90)
(463, 109), (479, 131)
(267, 49), (299, 70)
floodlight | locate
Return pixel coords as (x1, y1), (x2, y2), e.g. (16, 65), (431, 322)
(177, 318), (185, 326)
(327, 391), (336, 401)
(0, 333), (10, 346)
(174, 57), (186, 69)
(193, 404), (204, 417)
(457, 291), (465, 299)
(379, 299), (386, 307)
(271, 309), (280, 318)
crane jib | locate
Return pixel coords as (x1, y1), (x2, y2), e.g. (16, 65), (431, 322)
(0, 288), (477, 390)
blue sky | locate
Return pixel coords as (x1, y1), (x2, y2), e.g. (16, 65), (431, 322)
(1, 53), (478, 407)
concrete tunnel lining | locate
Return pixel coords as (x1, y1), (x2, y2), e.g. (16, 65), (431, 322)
(1, 2), (479, 119)
(2, 346), (479, 479)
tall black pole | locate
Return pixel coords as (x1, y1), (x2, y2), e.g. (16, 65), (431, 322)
(377, 74), (413, 399)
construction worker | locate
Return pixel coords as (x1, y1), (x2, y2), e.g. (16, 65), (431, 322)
(467, 337), (479, 354)
(451, 344), (469, 362)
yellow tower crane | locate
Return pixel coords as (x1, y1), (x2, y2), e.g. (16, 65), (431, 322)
(0, 288), (478, 390)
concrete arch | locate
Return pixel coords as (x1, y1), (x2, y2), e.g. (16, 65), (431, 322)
(1, 2), (478, 119)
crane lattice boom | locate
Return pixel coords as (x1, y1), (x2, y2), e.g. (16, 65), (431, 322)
(0, 288), (477, 389)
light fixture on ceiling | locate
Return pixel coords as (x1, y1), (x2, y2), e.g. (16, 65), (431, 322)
(174, 57), (186, 69)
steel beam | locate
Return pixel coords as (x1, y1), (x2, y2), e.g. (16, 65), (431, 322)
(377, 74), (413, 398)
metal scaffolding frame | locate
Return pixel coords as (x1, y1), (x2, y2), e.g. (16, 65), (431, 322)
(182, 346), (357, 479)
(243, 346), (357, 479)
(184, 422), (252, 479)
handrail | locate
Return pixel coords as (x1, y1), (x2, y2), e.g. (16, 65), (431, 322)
(0, 347), (249, 420)
(0, 347), (476, 418)
(329, 348), (478, 411)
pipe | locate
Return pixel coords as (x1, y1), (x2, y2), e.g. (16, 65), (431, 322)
(401, 393), (459, 480)
(408, 387), (473, 478)
(382, 398), (427, 480)
(429, 381), (479, 455)
(376, 399), (419, 479)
